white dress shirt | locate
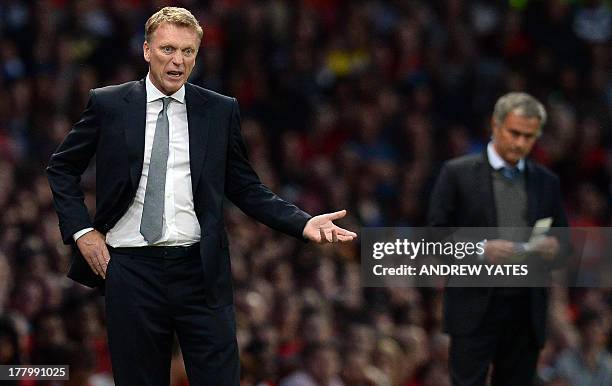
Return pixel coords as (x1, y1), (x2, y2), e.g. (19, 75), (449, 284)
(487, 141), (525, 171)
(74, 74), (201, 246)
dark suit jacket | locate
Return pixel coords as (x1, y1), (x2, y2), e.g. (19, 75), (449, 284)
(427, 151), (568, 347)
(46, 79), (311, 308)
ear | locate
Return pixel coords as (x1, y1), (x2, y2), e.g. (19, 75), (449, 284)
(143, 41), (150, 63)
(490, 116), (497, 129)
(490, 117), (498, 138)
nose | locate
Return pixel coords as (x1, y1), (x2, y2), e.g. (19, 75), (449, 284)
(172, 51), (184, 66)
(515, 135), (529, 149)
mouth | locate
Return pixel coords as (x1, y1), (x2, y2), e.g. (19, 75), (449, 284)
(166, 70), (183, 79)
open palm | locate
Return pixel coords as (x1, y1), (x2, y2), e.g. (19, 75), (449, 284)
(302, 209), (357, 243)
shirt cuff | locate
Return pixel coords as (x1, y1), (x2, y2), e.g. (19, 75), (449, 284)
(73, 228), (95, 242)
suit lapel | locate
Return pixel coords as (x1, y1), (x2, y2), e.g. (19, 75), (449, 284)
(475, 152), (497, 227)
(122, 81), (211, 195)
(185, 84), (210, 195)
(123, 79), (147, 191)
(525, 161), (539, 226)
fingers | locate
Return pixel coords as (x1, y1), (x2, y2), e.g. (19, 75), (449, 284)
(84, 252), (104, 277)
(318, 227), (356, 243)
(102, 244), (111, 263)
(545, 236), (560, 249)
(333, 230), (358, 241)
(92, 251), (106, 279)
(102, 245), (111, 276)
(97, 253), (106, 279)
(336, 234), (354, 242)
(335, 227), (357, 238)
(319, 228), (329, 243)
(80, 238), (110, 278)
(500, 241), (516, 251)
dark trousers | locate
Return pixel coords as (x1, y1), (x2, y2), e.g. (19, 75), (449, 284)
(449, 295), (540, 386)
(104, 246), (239, 386)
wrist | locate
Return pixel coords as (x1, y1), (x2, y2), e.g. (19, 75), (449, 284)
(73, 228), (95, 242)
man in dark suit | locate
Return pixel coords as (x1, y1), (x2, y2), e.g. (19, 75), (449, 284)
(428, 92), (568, 386)
(46, 7), (356, 386)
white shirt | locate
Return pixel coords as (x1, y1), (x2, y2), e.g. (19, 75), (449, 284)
(74, 73), (201, 246)
(487, 141), (525, 171)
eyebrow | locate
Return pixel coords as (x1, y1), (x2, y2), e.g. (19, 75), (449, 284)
(159, 43), (196, 50)
(508, 128), (536, 137)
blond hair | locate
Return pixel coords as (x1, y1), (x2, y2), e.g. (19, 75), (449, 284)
(145, 7), (203, 43)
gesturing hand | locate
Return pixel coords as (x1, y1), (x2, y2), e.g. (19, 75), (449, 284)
(302, 209), (357, 244)
(76, 230), (110, 278)
(483, 239), (518, 264)
(529, 236), (560, 261)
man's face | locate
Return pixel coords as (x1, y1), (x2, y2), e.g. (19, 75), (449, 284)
(143, 22), (199, 95)
(492, 111), (540, 165)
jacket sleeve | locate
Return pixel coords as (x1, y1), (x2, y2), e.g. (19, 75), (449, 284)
(427, 162), (457, 227)
(547, 174), (571, 270)
(46, 90), (100, 244)
(224, 98), (311, 239)
(426, 162), (487, 266)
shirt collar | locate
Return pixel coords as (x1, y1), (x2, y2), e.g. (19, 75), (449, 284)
(145, 72), (185, 104)
(487, 141), (525, 171)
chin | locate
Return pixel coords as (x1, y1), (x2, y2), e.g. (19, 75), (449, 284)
(162, 84), (180, 94)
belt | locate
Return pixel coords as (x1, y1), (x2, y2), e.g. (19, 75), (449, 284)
(108, 243), (200, 259)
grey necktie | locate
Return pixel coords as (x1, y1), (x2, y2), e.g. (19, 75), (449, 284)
(140, 97), (172, 243)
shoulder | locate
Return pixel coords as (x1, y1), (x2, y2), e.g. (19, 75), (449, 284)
(431, 153), (485, 192)
(527, 159), (560, 184)
(443, 153), (485, 172)
(91, 80), (142, 100)
(186, 83), (236, 106)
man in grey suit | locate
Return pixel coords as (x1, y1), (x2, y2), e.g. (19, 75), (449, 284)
(428, 92), (568, 386)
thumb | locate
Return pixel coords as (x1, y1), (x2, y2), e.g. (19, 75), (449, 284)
(326, 209), (347, 221)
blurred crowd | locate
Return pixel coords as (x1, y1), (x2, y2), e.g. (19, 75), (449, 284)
(0, 0), (611, 385)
